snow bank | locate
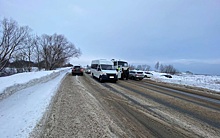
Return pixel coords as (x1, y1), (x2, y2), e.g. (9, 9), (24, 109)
(0, 68), (70, 138)
(0, 68), (70, 101)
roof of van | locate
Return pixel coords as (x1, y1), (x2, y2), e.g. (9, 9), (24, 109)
(91, 59), (113, 65)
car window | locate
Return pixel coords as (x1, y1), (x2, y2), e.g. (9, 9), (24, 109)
(74, 66), (81, 69)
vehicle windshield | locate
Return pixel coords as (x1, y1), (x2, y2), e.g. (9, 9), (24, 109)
(118, 61), (128, 67)
(101, 64), (114, 70)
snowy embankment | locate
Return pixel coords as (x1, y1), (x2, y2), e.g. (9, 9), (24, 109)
(0, 68), (70, 138)
(0, 70), (65, 100)
(149, 71), (220, 93)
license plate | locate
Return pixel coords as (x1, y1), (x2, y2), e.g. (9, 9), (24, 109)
(109, 76), (114, 78)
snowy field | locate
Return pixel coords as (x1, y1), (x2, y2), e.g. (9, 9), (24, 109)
(150, 71), (220, 92)
(0, 68), (220, 137)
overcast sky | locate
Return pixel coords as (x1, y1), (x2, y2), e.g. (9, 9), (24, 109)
(1, 0), (220, 75)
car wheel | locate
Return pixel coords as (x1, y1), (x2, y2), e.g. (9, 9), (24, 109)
(99, 76), (103, 83)
(131, 76), (135, 80)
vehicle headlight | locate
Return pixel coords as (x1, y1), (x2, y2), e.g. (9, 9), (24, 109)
(102, 72), (106, 75)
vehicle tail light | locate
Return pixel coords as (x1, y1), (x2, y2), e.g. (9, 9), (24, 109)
(80, 69), (83, 72)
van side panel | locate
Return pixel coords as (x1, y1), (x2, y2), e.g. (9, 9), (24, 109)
(91, 60), (99, 79)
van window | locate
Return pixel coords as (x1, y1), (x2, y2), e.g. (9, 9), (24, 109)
(101, 64), (114, 70)
(91, 64), (98, 69)
(118, 61), (128, 67)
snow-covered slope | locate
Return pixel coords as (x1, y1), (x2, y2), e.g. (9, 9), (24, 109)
(0, 70), (66, 100)
(0, 68), (70, 138)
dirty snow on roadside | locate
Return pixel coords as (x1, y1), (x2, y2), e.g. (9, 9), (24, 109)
(149, 71), (220, 92)
(40, 75), (125, 137)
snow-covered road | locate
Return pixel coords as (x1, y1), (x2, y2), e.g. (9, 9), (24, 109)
(0, 68), (220, 138)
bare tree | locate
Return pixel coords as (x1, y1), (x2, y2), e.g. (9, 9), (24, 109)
(155, 61), (160, 71)
(136, 64), (151, 71)
(160, 64), (178, 75)
(32, 35), (42, 70)
(136, 65), (142, 70)
(159, 64), (164, 73)
(39, 34), (51, 70)
(12, 52), (29, 73)
(39, 33), (81, 70)
(142, 64), (151, 71)
(164, 65), (178, 75)
(145, 65), (151, 71)
(19, 34), (36, 72)
(141, 64), (147, 71)
(128, 64), (135, 70)
(0, 18), (30, 72)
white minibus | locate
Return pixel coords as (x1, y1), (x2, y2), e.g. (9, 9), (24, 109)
(91, 59), (118, 82)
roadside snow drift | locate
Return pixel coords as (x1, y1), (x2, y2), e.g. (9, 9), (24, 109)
(0, 70), (64, 100)
(0, 68), (70, 138)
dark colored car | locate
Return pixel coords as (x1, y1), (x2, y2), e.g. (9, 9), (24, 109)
(162, 74), (172, 78)
(72, 66), (83, 76)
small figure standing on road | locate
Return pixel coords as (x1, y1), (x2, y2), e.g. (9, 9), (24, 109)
(118, 66), (120, 71)
(126, 68), (129, 80)
(121, 68), (125, 80)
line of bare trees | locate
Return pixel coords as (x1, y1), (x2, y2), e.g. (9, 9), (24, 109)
(0, 17), (81, 74)
(155, 61), (178, 75)
(128, 62), (178, 75)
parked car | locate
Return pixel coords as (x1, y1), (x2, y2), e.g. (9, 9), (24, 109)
(129, 70), (144, 80)
(85, 67), (91, 74)
(143, 71), (153, 78)
(162, 74), (172, 78)
(72, 65), (83, 76)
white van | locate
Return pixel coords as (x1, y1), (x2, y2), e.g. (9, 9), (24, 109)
(91, 59), (118, 82)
